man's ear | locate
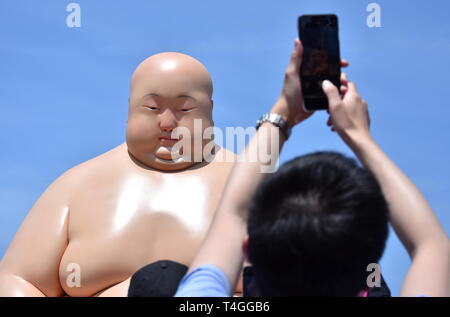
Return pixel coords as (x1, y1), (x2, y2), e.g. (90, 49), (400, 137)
(242, 235), (250, 264)
(211, 99), (214, 110)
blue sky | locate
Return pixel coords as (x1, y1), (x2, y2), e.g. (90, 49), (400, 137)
(0, 0), (449, 296)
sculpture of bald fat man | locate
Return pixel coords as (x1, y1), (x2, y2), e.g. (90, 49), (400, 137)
(0, 52), (239, 296)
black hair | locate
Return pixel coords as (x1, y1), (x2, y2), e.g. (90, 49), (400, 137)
(247, 151), (389, 296)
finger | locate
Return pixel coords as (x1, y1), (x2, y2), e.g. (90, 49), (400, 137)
(322, 80), (341, 108)
(345, 82), (360, 98)
(347, 81), (357, 92)
(295, 38), (304, 68)
(327, 116), (333, 126)
(340, 72), (348, 84)
(340, 59), (349, 67)
(340, 85), (347, 95)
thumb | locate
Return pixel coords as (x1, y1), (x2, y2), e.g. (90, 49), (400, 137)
(322, 80), (341, 108)
(287, 38), (303, 73)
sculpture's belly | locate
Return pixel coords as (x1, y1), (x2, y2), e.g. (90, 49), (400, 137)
(59, 209), (209, 297)
(57, 168), (222, 297)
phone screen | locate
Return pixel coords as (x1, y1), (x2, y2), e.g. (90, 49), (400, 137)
(298, 14), (341, 111)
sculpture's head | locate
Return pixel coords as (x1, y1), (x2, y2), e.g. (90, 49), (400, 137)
(126, 52), (215, 171)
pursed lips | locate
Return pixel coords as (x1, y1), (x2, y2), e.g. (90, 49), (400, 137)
(159, 136), (178, 141)
(159, 136), (179, 145)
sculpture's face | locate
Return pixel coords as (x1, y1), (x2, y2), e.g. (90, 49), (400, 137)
(126, 54), (214, 171)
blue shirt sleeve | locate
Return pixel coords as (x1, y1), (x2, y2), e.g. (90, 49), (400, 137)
(174, 264), (231, 297)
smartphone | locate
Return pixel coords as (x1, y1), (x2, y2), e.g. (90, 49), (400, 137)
(298, 14), (341, 111)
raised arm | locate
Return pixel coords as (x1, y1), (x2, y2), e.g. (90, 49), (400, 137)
(0, 169), (75, 297)
(185, 39), (313, 292)
(322, 78), (450, 297)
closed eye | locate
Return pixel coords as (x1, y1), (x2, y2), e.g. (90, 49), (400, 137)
(145, 106), (159, 111)
(180, 108), (193, 112)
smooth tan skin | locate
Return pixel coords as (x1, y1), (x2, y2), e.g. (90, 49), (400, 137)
(0, 52), (240, 297)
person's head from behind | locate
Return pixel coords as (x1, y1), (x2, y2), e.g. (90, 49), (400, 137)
(244, 151), (389, 296)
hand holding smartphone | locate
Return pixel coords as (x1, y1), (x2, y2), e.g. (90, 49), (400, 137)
(298, 14), (342, 111)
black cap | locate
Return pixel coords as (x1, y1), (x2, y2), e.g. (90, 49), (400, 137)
(128, 260), (188, 297)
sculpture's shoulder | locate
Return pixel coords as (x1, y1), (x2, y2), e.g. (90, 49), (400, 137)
(216, 147), (238, 162)
(54, 143), (127, 187)
(201, 146), (237, 178)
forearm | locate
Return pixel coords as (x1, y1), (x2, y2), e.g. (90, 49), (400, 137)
(187, 38), (305, 294)
(189, 120), (287, 291)
(222, 121), (287, 214)
(323, 73), (449, 295)
(348, 134), (449, 256)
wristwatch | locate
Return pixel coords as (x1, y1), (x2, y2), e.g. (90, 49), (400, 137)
(255, 113), (292, 140)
